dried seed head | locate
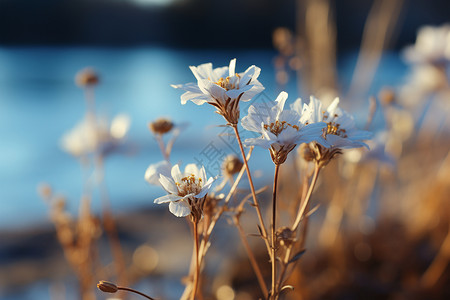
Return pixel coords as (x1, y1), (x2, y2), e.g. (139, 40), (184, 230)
(97, 280), (118, 293)
(277, 226), (295, 247)
(75, 68), (100, 87)
(148, 118), (174, 135)
(222, 155), (243, 177)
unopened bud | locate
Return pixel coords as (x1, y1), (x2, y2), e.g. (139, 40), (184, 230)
(97, 280), (118, 293)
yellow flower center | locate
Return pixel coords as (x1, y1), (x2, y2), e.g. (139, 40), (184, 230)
(263, 120), (299, 136)
(175, 174), (203, 197)
(214, 73), (240, 90)
(323, 112), (347, 138)
(326, 122), (347, 138)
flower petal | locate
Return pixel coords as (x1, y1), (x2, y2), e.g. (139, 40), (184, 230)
(184, 163), (200, 177)
(196, 176), (216, 198)
(154, 193), (182, 204)
(159, 174), (178, 194)
(169, 201), (191, 217)
(228, 58), (236, 77)
(171, 164), (183, 183)
(145, 160), (172, 185)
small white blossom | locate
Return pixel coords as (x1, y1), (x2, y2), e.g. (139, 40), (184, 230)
(241, 91), (326, 164)
(303, 96), (372, 149)
(154, 164), (216, 218)
(403, 24), (450, 65)
(172, 59), (264, 124)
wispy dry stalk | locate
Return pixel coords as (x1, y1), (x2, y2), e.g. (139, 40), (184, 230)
(347, 0), (404, 100)
(420, 223), (450, 288)
(232, 186), (269, 297)
(291, 163), (320, 232)
(81, 78), (128, 288)
(232, 124), (271, 254)
(296, 0), (337, 96)
(41, 190), (100, 300)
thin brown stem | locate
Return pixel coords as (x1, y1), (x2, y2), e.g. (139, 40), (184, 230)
(292, 163), (320, 232)
(232, 124), (271, 253)
(234, 217), (269, 297)
(117, 286), (156, 300)
(155, 134), (169, 161)
(191, 221), (200, 300)
(271, 164), (281, 299)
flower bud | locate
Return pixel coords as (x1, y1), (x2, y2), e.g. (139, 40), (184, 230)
(97, 280), (118, 293)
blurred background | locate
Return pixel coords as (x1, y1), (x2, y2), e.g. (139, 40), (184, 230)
(0, 0), (449, 299)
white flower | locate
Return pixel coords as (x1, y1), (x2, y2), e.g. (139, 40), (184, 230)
(154, 164), (216, 218)
(403, 24), (450, 65)
(303, 96), (372, 149)
(241, 91), (326, 164)
(172, 59), (264, 124)
(145, 160), (172, 185)
(61, 114), (131, 157)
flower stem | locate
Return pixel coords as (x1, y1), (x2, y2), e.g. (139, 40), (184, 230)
(117, 286), (156, 300)
(292, 163), (320, 232)
(234, 216), (269, 297)
(191, 220), (200, 300)
(232, 125), (271, 253)
(271, 164), (281, 299)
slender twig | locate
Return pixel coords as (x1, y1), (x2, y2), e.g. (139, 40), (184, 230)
(234, 217), (269, 297)
(97, 157), (128, 287)
(292, 163), (320, 232)
(232, 124), (271, 253)
(83, 86), (127, 286)
(191, 221), (200, 300)
(155, 134), (169, 161)
(118, 286), (156, 300)
(421, 223), (450, 288)
(271, 164), (281, 299)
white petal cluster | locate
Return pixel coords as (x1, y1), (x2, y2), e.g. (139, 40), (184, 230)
(61, 114), (131, 157)
(172, 58), (264, 106)
(241, 91), (326, 163)
(154, 164), (215, 218)
(303, 97), (373, 149)
(403, 24), (450, 65)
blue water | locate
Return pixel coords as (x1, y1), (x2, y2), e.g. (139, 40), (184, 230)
(0, 46), (408, 229)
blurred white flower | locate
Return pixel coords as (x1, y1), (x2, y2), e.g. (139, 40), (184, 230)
(403, 24), (450, 65)
(154, 164), (216, 218)
(172, 58), (264, 124)
(61, 114), (131, 157)
(343, 132), (395, 167)
(145, 160), (172, 185)
(303, 97), (372, 149)
(241, 91), (326, 164)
